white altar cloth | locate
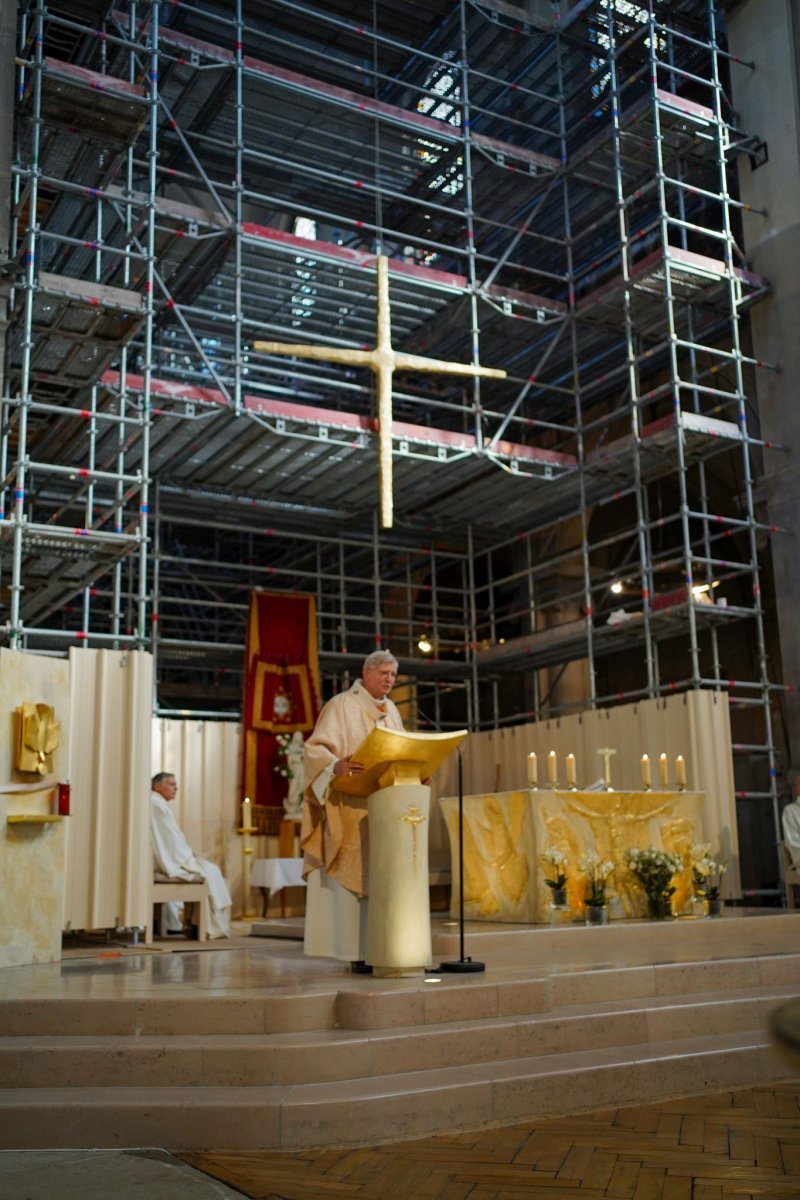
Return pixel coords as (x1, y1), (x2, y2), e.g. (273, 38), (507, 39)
(251, 857), (306, 895)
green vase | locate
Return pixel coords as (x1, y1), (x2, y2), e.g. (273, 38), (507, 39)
(647, 893), (672, 920)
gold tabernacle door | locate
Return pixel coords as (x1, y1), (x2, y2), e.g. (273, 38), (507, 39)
(335, 727), (468, 796)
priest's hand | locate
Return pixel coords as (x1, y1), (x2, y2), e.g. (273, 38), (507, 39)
(334, 758), (364, 778)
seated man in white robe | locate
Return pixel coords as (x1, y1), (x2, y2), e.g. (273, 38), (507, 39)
(782, 775), (800, 869)
(150, 772), (232, 939)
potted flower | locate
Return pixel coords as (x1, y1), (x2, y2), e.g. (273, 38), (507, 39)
(624, 847), (684, 919)
(540, 849), (569, 910)
(690, 844), (727, 917)
(580, 852), (615, 925)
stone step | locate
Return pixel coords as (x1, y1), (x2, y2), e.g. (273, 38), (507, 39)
(2, 951), (796, 1037)
(0, 986), (792, 1090)
(431, 911), (800, 969)
(0, 1030), (788, 1150)
(548, 950), (800, 1008)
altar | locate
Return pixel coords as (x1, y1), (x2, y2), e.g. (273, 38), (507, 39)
(439, 787), (705, 923)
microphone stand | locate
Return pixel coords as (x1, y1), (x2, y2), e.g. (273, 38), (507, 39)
(433, 733), (485, 974)
(415, 702), (484, 973)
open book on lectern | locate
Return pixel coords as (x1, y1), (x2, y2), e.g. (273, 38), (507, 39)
(335, 726), (468, 798)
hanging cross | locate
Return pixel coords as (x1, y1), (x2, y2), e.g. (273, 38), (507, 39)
(254, 255), (506, 528)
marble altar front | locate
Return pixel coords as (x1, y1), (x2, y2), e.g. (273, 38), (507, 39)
(439, 787), (705, 923)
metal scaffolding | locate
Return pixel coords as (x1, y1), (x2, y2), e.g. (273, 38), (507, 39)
(0, 0), (787, 897)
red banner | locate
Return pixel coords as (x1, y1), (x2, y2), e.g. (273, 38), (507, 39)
(242, 591), (320, 808)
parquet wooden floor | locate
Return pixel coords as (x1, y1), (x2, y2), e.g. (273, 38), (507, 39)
(179, 1082), (800, 1199)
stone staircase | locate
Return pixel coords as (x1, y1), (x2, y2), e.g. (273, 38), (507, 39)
(1, 915), (798, 1150)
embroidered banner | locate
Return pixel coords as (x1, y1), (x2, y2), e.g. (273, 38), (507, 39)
(242, 591), (320, 808)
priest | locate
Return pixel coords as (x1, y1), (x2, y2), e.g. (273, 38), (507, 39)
(150, 772), (232, 939)
(301, 650), (404, 970)
(782, 775), (800, 869)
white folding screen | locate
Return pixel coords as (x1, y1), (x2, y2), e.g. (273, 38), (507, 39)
(64, 649), (154, 931)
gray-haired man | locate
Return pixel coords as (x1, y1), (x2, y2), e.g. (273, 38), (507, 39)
(300, 651), (404, 971)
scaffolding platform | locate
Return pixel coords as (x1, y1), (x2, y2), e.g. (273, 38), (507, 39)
(475, 598), (750, 675)
(8, 272), (143, 398)
(578, 246), (769, 329)
(40, 58), (147, 146)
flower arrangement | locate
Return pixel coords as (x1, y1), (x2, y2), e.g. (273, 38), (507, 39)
(274, 732), (295, 781)
(540, 849), (568, 893)
(690, 843), (727, 901)
(580, 852), (615, 908)
(624, 846), (684, 919)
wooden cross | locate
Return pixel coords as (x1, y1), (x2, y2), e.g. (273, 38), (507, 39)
(254, 255), (506, 528)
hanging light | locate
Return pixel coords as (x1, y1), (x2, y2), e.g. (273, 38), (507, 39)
(418, 636), (432, 653)
(610, 581), (623, 594)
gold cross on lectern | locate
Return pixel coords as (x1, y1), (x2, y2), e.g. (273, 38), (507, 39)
(401, 804), (427, 868)
(254, 255), (506, 528)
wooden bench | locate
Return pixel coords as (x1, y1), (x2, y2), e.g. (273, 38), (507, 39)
(147, 875), (209, 943)
(780, 842), (800, 910)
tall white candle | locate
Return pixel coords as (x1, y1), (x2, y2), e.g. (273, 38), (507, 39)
(241, 795), (251, 828)
(527, 752), (538, 787)
(641, 754), (651, 788)
(675, 755), (687, 788)
(659, 753), (669, 788)
(547, 750), (557, 785)
(566, 753), (576, 786)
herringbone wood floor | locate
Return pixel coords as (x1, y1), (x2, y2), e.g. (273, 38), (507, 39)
(180, 1083), (800, 1199)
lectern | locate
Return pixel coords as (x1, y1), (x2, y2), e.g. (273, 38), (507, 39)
(337, 726), (466, 977)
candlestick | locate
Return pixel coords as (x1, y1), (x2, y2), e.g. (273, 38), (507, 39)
(240, 796), (254, 918)
(640, 754), (651, 790)
(675, 754), (687, 789)
(547, 750), (558, 786)
(527, 752), (538, 787)
(659, 752), (669, 788)
(566, 753), (576, 787)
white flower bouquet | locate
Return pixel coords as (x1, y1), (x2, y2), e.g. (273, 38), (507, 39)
(580, 851), (616, 908)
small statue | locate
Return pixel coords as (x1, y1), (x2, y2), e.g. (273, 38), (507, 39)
(280, 731), (306, 819)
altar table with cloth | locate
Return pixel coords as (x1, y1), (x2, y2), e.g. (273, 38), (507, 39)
(252, 857), (306, 917)
(439, 788), (705, 923)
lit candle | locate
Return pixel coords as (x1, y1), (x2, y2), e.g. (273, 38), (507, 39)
(527, 752), (538, 787)
(566, 753), (576, 787)
(548, 750), (557, 785)
(241, 795), (251, 828)
(640, 754), (651, 789)
(675, 755), (687, 788)
(659, 753), (669, 788)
